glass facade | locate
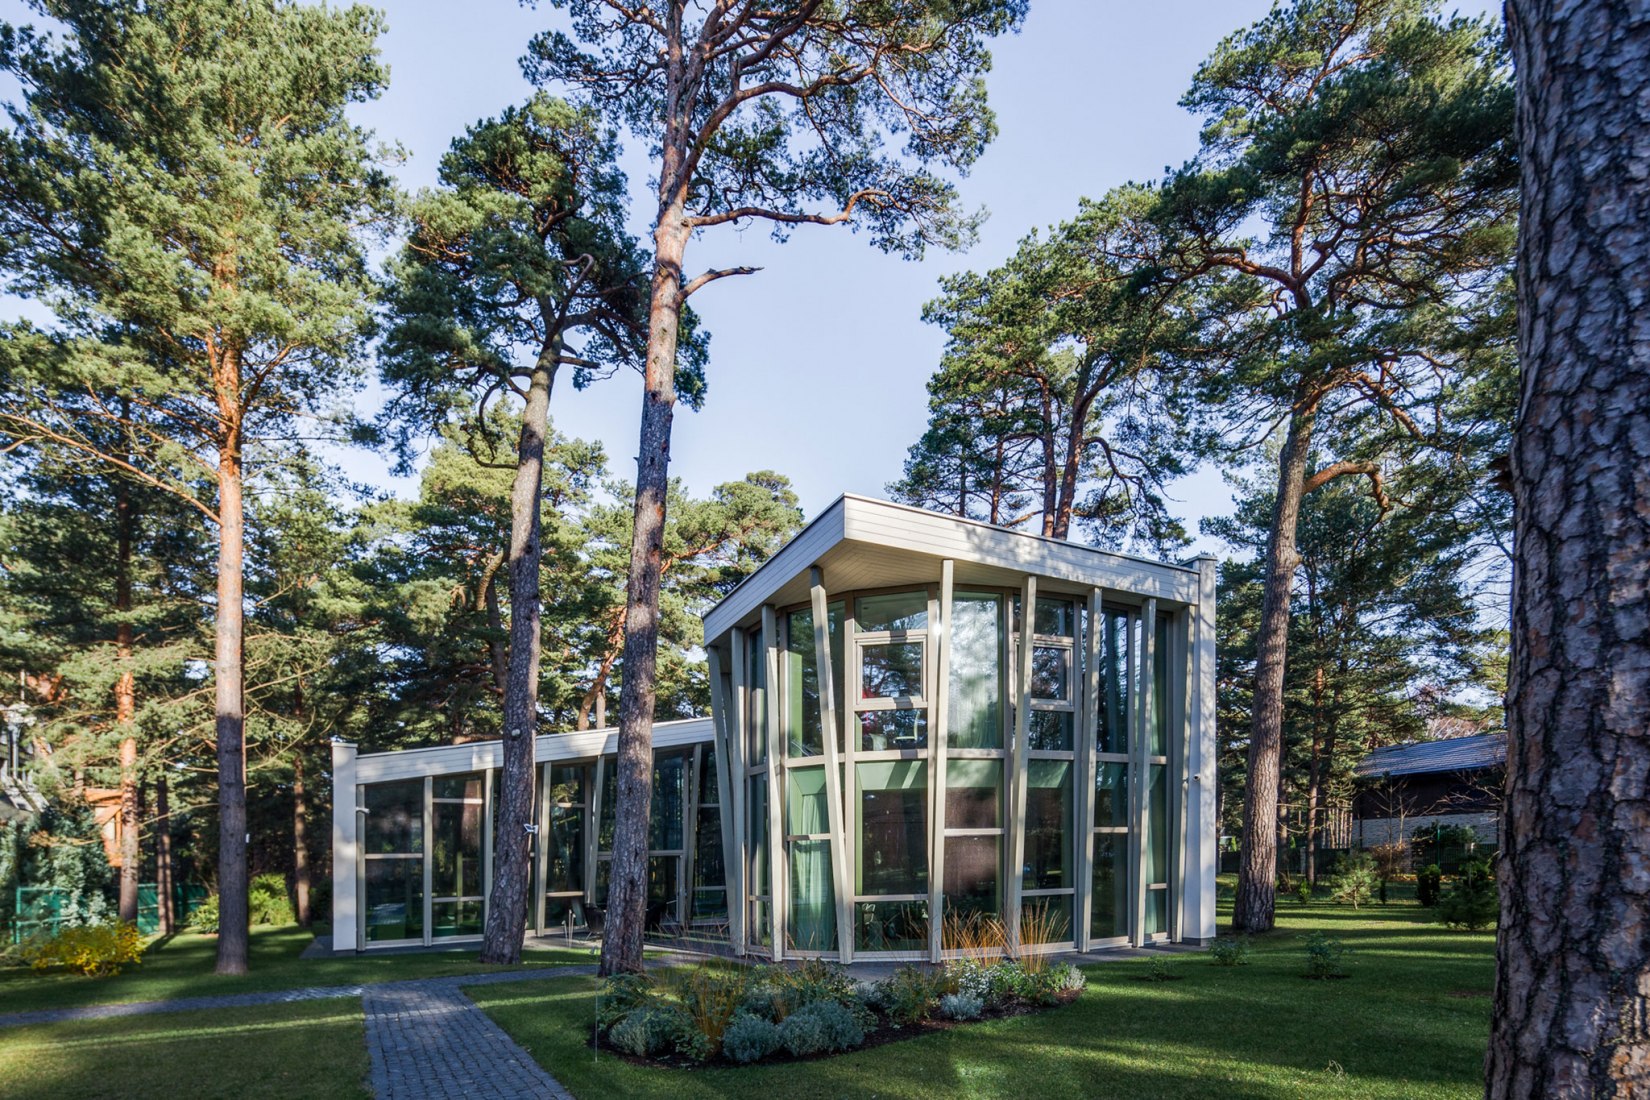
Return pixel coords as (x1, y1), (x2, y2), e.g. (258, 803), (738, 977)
(338, 520), (1209, 962)
(354, 743), (727, 949)
(720, 580), (1192, 960)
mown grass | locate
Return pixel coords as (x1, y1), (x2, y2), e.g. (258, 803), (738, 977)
(0, 997), (368, 1100)
(0, 924), (593, 1015)
(472, 898), (1494, 1100)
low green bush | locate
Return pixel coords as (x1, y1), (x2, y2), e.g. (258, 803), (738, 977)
(1329, 853), (1380, 909)
(870, 965), (944, 1026)
(721, 1013), (781, 1064)
(1207, 936), (1252, 966)
(1144, 955), (1178, 982)
(1437, 859), (1497, 931)
(597, 971), (660, 1031)
(249, 873), (295, 926)
(1303, 931), (1351, 979)
(609, 1005), (677, 1058)
(19, 921), (144, 977)
(938, 992), (983, 1020)
(1416, 863), (1444, 907)
(186, 894), (219, 934)
(1294, 878), (1314, 905)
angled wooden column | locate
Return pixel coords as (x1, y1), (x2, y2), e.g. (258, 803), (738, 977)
(810, 567), (853, 962)
(532, 763), (549, 934)
(1133, 598), (1158, 945)
(1075, 587), (1104, 952)
(928, 560), (955, 962)
(1170, 609), (1191, 943)
(716, 639), (747, 953)
(762, 604), (785, 962)
(587, 755), (605, 906)
(1007, 574), (1036, 954)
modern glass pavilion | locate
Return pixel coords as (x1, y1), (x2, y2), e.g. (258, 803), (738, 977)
(330, 495), (1216, 958)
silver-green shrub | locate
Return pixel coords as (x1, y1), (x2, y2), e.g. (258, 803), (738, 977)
(938, 992), (983, 1020)
(721, 1013), (781, 1064)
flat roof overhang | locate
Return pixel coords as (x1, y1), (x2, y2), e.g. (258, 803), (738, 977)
(347, 716), (715, 784)
(703, 494), (1205, 643)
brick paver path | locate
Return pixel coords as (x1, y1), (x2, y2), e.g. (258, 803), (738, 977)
(0, 965), (594, 1099)
(364, 971), (582, 1100)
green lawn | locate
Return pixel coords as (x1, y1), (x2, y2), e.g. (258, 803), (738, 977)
(471, 900), (1495, 1100)
(0, 924), (594, 1015)
(0, 997), (369, 1100)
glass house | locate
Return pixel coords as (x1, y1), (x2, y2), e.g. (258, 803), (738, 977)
(330, 495), (1216, 957)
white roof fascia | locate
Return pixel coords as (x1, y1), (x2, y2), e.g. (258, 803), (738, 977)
(839, 495), (1199, 604)
(702, 496), (846, 641)
(703, 494), (1201, 642)
(350, 717), (716, 785)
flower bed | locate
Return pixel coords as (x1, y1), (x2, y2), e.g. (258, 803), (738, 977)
(592, 956), (1086, 1068)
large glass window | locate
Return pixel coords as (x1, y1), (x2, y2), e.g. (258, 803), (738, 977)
(363, 781), (424, 944)
(945, 760), (1002, 830)
(947, 593), (1003, 749)
(857, 761), (928, 896)
(745, 625), (768, 763)
(1091, 833), (1127, 940)
(1023, 760), (1073, 891)
(785, 766), (835, 952)
(784, 604), (844, 757)
(856, 591), (927, 632)
(431, 772), (484, 939)
(364, 858), (424, 943)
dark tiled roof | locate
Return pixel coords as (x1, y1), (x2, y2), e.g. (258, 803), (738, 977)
(1354, 732), (1507, 779)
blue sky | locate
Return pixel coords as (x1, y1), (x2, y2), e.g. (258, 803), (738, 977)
(1, 0), (1502, 557)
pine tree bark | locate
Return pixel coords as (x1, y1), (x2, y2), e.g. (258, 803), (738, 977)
(1487, 3), (1650, 1095)
(600, 213), (688, 977)
(292, 753), (310, 927)
(156, 772), (175, 935)
(1233, 404), (1315, 932)
(115, 422), (140, 924)
(478, 338), (559, 964)
(214, 355), (250, 976)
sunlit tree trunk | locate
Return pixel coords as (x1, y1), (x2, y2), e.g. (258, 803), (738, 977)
(1487, 3), (1650, 1094)
(214, 371), (249, 975)
(479, 338), (559, 964)
(1234, 404), (1315, 931)
(601, 207), (687, 977)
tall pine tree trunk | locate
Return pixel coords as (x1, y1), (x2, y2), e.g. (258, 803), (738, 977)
(156, 772), (175, 935)
(600, 215), (687, 977)
(115, 435), (140, 923)
(214, 366), (249, 976)
(1487, 4), (1650, 1094)
(292, 753), (310, 927)
(479, 340), (559, 964)
(1233, 404), (1315, 932)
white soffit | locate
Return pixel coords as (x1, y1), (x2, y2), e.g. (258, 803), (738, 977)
(703, 494), (1200, 642)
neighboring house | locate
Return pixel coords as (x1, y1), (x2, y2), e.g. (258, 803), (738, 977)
(330, 494), (1220, 958)
(1351, 732), (1506, 850)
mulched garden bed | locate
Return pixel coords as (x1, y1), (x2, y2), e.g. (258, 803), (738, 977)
(589, 988), (1083, 1070)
